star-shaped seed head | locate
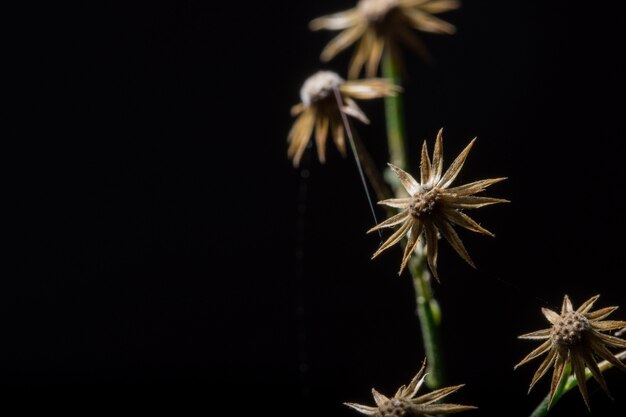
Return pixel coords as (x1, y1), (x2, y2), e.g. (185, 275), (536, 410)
(345, 360), (476, 416)
(516, 295), (626, 410)
(368, 128), (507, 280)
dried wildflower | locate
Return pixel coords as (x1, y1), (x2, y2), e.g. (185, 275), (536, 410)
(368, 128), (506, 280)
(515, 295), (626, 410)
(288, 70), (400, 167)
(311, 0), (460, 78)
(345, 360), (476, 416)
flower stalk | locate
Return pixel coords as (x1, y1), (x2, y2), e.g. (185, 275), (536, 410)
(382, 48), (407, 170)
(381, 47), (444, 389)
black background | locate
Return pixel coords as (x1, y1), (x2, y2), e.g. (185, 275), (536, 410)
(5, 1), (626, 415)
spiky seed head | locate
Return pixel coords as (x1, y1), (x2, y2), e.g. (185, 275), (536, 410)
(345, 359), (476, 417)
(368, 129), (507, 279)
(516, 295), (626, 411)
(409, 188), (440, 218)
(300, 71), (344, 106)
(552, 311), (591, 347)
(378, 398), (411, 417)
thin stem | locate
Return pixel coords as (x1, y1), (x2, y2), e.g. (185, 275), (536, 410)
(382, 49), (407, 170)
(409, 247), (444, 388)
(381, 47), (444, 389)
(529, 350), (626, 417)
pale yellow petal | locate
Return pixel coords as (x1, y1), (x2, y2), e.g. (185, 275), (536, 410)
(424, 223), (440, 282)
(420, 141), (432, 185)
(514, 339), (552, 369)
(378, 197), (413, 209)
(586, 306), (618, 321)
(310, 10), (360, 31)
(442, 195), (509, 209)
(434, 218), (475, 268)
(320, 24), (367, 62)
(343, 402), (378, 416)
(287, 109), (316, 167)
(340, 79), (401, 99)
(372, 220), (412, 259)
(431, 128), (444, 183)
(528, 346), (556, 393)
(403, 8), (456, 34)
(446, 178), (507, 196)
(541, 308), (560, 325)
(576, 294), (600, 314)
(548, 352), (567, 408)
(315, 115), (330, 164)
(561, 295), (573, 314)
(372, 388), (389, 407)
(417, 0), (461, 14)
(414, 384), (464, 405)
(342, 97), (370, 124)
(388, 163), (421, 195)
(400, 221), (422, 274)
(438, 138), (476, 189)
(403, 359), (427, 398)
(442, 208), (494, 237)
(366, 34), (386, 78)
(518, 328), (551, 340)
(569, 351), (590, 411)
(368, 210), (410, 233)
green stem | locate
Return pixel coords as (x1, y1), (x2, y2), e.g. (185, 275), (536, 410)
(382, 49), (407, 170)
(381, 48), (444, 389)
(409, 249), (444, 388)
(529, 350), (626, 417)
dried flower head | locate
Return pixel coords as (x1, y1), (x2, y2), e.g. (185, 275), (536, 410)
(288, 71), (400, 167)
(311, 0), (461, 78)
(345, 360), (476, 416)
(515, 295), (626, 410)
(368, 128), (506, 280)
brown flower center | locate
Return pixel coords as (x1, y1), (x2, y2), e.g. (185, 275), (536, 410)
(300, 71), (344, 106)
(409, 188), (440, 218)
(376, 398), (412, 417)
(552, 311), (590, 347)
(358, 0), (400, 23)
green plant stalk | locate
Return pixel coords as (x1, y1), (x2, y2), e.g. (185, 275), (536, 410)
(529, 350), (626, 417)
(382, 50), (407, 170)
(381, 48), (444, 389)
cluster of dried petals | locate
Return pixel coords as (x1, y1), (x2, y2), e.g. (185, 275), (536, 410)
(368, 128), (507, 280)
(311, 0), (460, 78)
(345, 359), (476, 416)
(516, 295), (626, 410)
(288, 71), (400, 167)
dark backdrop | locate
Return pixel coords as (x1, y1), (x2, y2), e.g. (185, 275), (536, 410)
(5, 1), (626, 415)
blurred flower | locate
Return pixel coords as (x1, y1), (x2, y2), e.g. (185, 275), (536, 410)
(368, 128), (506, 279)
(311, 0), (460, 78)
(515, 295), (626, 410)
(288, 70), (400, 167)
(345, 359), (476, 416)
